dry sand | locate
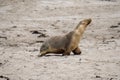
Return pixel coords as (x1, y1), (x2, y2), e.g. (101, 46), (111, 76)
(0, 0), (120, 80)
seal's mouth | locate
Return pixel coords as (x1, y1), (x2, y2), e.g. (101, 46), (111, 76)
(88, 18), (92, 24)
(84, 18), (92, 25)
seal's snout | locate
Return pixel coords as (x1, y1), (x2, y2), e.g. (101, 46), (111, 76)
(86, 18), (92, 25)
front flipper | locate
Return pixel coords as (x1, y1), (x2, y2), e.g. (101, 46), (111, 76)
(72, 47), (81, 55)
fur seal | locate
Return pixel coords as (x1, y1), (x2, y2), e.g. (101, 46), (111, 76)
(38, 18), (92, 57)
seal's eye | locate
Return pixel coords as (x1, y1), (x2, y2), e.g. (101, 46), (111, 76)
(81, 22), (86, 25)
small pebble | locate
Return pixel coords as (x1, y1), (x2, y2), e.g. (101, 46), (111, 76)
(96, 75), (101, 78)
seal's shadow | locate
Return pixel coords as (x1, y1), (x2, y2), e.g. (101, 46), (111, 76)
(44, 54), (63, 57)
(43, 54), (76, 57)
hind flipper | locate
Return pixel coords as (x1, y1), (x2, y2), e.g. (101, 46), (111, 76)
(38, 52), (48, 57)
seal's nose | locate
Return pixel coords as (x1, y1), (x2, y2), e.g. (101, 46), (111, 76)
(86, 18), (92, 25)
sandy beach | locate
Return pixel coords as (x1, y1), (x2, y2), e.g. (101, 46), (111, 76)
(0, 0), (120, 80)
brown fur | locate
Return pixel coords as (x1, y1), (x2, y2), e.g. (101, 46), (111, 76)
(38, 18), (92, 57)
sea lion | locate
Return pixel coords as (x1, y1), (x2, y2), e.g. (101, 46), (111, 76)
(38, 18), (92, 57)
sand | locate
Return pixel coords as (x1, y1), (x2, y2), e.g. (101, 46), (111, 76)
(0, 0), (120, 80)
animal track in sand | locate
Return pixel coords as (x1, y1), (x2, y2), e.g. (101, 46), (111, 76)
(30, 30), (48, 38)
(0, 75), (10, 80)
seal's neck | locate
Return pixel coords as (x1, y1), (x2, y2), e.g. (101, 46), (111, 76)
(74, 24), (87, 36)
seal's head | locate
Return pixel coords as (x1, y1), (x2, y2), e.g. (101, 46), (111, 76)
(80, 18), (92, 26)
(75, 18), (92, 29)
